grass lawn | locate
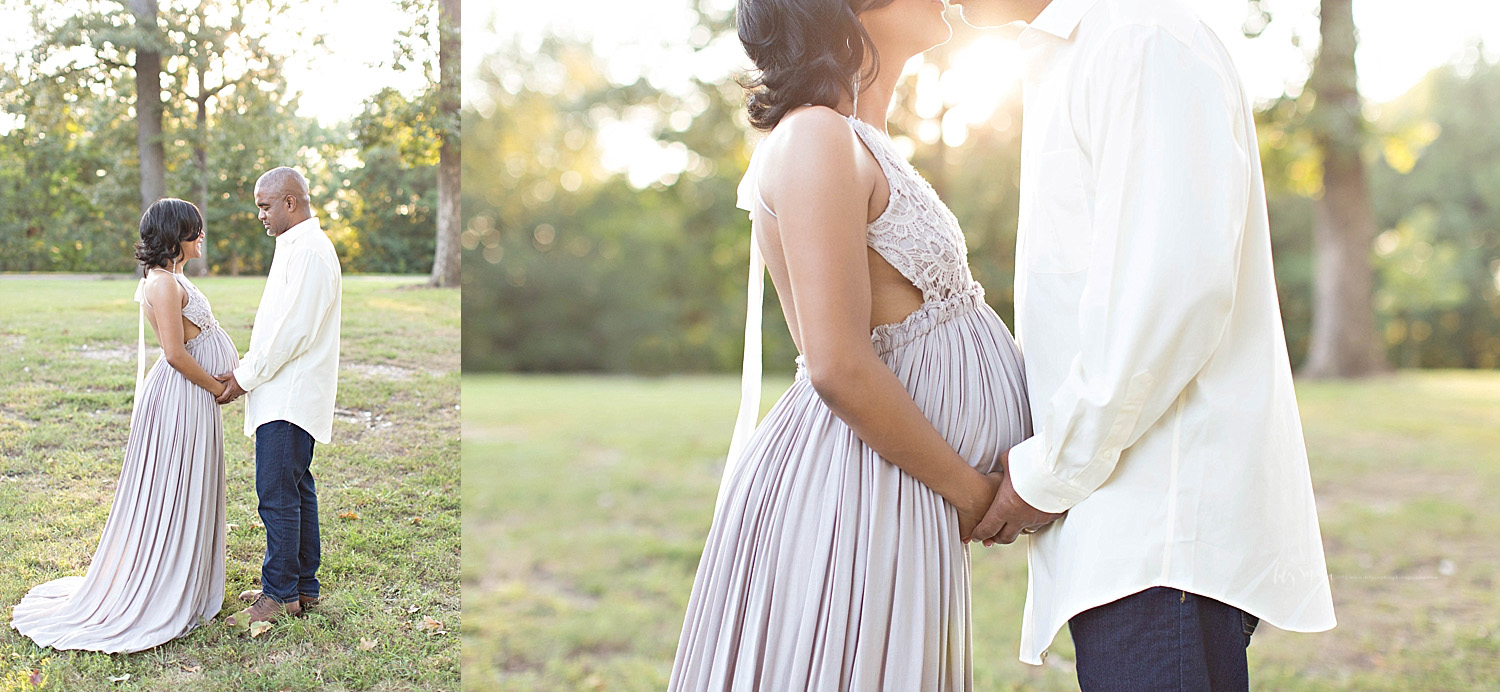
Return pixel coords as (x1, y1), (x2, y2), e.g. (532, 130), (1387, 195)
(462, 371), (1500, 691)
(0, 275), (460, 691)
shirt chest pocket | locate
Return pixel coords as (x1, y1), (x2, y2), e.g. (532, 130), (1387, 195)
(1028, 149), (1094, 274)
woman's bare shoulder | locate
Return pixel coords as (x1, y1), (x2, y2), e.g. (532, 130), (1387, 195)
(759, 106), (873, 186)
(141, 270), (183, 306)
(767, 106), (857, 153)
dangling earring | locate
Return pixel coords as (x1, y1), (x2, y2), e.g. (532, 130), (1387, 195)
(851, 72), (861, 120)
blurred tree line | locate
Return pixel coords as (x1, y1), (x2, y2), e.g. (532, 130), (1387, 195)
(0, 0), (451, 277)
(463, 8), (1500, 373)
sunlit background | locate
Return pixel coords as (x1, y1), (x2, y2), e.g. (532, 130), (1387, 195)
(466, 0), (1500, 187)
(462, 0), (1500, 373)
(461, 1), (1500, 690)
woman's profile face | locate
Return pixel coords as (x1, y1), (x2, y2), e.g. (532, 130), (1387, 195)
(180, 227), (205, 262)
(858, 0), (953, 60)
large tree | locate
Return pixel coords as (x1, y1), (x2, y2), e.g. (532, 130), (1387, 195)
(12, 0), (297, 275)
(128, 0), (167, 226)
(430, 0), (460, 287)
(375, 0), (460, 287)
(1301, 0), (1390, 376)
(1251, 0), (1390, 377)
(169, 1), (294, 275)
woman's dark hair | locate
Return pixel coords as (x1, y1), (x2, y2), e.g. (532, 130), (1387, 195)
(134, 198), (204, 270)
(738, 0), (894, 131)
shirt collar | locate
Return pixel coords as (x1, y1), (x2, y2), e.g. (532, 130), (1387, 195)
(1020, 0), (1100, 46)
(275, 216), (321, 246)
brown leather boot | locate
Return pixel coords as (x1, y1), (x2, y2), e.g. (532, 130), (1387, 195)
(226, 592), (302, 630)
(238, 589), (320, 609)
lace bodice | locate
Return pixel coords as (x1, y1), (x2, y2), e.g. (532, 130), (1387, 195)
(725, 114), (989, 481)
(138, 271), (220, 335)
(131, 270), (223, 403)
(846, 117), (979, 303)
(175, 276), (219, 334)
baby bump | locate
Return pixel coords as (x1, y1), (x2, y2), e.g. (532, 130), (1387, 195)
(185, 328), (239, 376)
(880, 306), (1032, 475)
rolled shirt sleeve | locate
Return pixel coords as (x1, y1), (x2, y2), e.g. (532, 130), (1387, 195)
(1008, 25), (1252, 513)
(234, 250), (340, 392)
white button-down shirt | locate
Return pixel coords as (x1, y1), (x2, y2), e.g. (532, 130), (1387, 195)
(235, 216), (342, 444)
(1005, 0), (1336, 664)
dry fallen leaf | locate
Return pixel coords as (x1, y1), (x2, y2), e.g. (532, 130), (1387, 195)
(226, 523), (239, 531)
(338, 510), (359, 520)
(410, 516), (425, 525)
(249, 620), (273, 638)
(359, 637), (379, 651)
(407, 605), (420, 614)
(178, 664), (202, 673)
(417, 616), (445, 635)
(107, 673), (131, 682)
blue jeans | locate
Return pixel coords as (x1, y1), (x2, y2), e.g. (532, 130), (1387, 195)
(1069, 587), (1258, 692)
(254, 420), (321, 604)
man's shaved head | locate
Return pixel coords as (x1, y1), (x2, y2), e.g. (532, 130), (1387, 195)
(256, 167), (311, 204)
(254, 166), (314, 236)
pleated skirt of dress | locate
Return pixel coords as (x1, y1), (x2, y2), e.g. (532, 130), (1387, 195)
(670, 289), (1031, 692)
(11, 327), (237, 654)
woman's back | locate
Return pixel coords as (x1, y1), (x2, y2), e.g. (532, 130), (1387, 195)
(743, 106), (983, 351)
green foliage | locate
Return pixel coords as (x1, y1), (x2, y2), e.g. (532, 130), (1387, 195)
(464, 15), (1500, 372)
(0, 0), (443, 276)
(460, 36), (782, 373)
(1366, 55), (1500, 368)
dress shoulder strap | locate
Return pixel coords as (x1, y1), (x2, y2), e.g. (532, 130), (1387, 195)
(844, 117), (905, 198)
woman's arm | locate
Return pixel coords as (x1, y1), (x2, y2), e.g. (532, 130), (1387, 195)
(763, 108), (998, 538)
(142, 274), (228, 398)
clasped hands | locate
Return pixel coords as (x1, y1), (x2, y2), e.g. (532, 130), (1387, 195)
(959, 449), (1063, 546)
(214, 372), (246, 405)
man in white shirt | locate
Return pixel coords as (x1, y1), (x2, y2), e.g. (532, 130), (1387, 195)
(951, 0), (1337, 689)
(217, 166), (342, 629)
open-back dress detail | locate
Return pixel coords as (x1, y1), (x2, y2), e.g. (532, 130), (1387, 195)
(668, 116), (1032, 691)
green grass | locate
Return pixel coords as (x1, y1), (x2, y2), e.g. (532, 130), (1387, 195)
(462, 371), (1500, 692)
(0, 276), (460, 691)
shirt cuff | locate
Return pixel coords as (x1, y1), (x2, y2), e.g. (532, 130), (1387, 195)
(1006, 436), (1090, 514)
(234, 361), (265, 392)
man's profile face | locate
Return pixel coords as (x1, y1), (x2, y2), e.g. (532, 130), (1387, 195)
(951, 0), (1048, 29)
(255, 185), (294, 236)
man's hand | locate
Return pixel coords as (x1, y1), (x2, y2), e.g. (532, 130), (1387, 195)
(215, 372), (246, 405)
(972, 449), (1064, 546)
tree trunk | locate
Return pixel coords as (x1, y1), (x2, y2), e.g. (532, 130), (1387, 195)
(190, 83), (210, 277)
(1299, 0), (1390, 377)
(130, 0), (166, 216)
(429, 0), (461, 288)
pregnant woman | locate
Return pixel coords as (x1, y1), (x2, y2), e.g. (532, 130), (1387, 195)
(667, 0), (1033, 687)
(12, 198), (236, 653)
